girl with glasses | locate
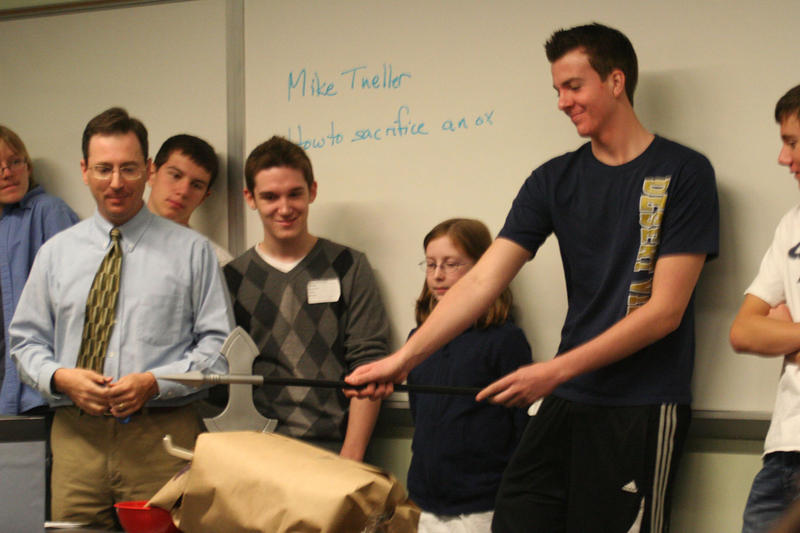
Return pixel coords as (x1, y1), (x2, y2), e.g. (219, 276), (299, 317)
(407, 218), (532, 533)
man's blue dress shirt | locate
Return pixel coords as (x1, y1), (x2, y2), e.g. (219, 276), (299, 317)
(9, 206), (232, 406)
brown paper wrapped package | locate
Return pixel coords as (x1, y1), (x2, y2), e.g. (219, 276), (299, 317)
(148, 431), (419, 532)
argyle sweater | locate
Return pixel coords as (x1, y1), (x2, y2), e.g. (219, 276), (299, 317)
(224, 238), (389, 440)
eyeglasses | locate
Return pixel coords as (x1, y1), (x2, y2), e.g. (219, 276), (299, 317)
(0, 157), (26, 174)
(90, 164), (145, 181)
(419, 260), (469, 275)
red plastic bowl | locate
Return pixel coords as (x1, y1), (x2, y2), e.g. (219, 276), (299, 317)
(114, 500), (180, 533)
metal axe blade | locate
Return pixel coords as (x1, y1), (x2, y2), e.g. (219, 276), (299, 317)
(202, 326), (277, 433)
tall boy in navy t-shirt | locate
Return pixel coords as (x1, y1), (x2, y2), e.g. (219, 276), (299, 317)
(347, 23), (719, 533)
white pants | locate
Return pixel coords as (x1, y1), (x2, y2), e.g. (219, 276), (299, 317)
(418, 510), (494, 533)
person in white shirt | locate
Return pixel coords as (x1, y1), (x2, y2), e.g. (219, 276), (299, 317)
(731, 84), (800, 533)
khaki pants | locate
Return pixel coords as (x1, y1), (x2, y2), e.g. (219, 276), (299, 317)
(51, 405), (201, 530)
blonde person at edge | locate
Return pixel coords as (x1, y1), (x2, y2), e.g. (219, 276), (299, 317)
(0, 125), (79, 523)
(223, 136), (389, 461)
(408, 218), (531, 533)
(0, 125), (79, 415)
(147, 134), (233, 266)
(731, 85), (800, 533)
(346, 23), (719, 533)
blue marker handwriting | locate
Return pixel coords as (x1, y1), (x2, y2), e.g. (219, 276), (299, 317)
(288, 64), (411, 101)
(287, 106), (495, 151)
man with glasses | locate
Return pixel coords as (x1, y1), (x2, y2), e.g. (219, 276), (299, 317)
(9, 107), (233, 529)
(224, 135), (389, 461)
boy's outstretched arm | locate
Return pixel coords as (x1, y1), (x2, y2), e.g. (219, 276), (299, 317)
(345, 238), (530, 399)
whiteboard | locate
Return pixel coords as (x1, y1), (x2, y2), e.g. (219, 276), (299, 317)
(243, 0), (795, 413)
(2, 0), (798, 413)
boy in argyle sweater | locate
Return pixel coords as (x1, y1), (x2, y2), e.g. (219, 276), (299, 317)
(224, 136), (389, 461)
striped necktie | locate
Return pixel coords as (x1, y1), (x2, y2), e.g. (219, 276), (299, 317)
(76, 228), (122, 374)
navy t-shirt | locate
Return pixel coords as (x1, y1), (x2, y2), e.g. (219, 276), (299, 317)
(407, 322), (531, 514)
(499, 136), (719, 405)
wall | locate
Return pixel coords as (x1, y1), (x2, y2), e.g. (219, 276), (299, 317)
(2, 0), (793, 412)
(1, 1), (794, 529)
(238, 0), (797, 413)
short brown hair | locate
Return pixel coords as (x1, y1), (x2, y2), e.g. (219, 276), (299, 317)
(416, 218), (513, 328)
(244, 136), (314, 193)
(82, 107), (148, 162)
(0, 124), (36, 189)
(545, 23), (638, 105)
(154, 134), (219, 189)
(775, 85), (800, 124)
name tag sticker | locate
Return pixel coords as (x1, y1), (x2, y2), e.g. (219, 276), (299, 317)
(307, 278), (341, 304)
